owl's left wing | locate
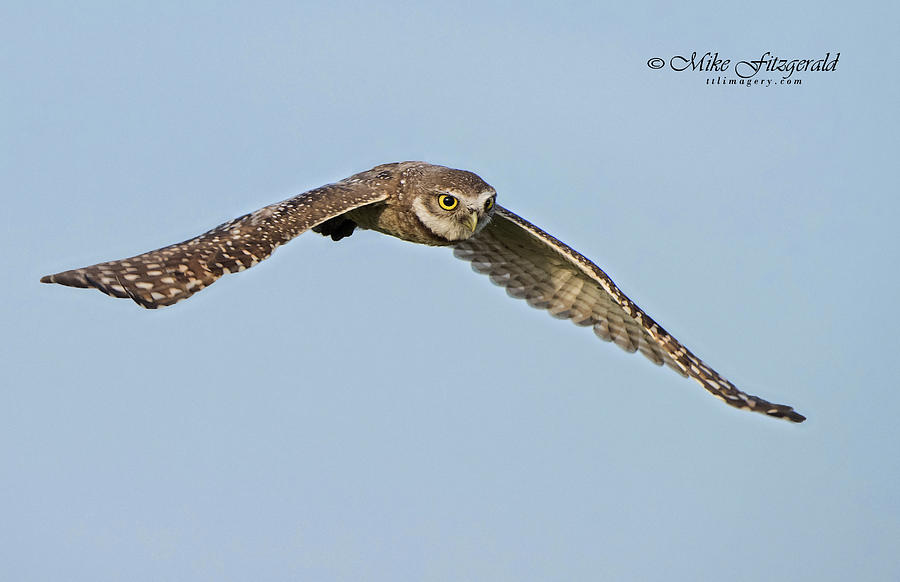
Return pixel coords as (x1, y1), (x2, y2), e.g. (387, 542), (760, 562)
(41, 183), (390, 308)
(453, 206), (805, 422)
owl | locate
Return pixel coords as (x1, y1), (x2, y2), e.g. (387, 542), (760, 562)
(41, 161), (805, 422)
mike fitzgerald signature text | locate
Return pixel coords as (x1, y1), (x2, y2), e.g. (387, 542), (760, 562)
(646, 51), (840, 86)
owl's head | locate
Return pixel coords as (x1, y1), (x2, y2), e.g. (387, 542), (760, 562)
(409, 166), (497, 242)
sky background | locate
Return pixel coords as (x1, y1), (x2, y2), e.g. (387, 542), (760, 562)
(3, 1), (899, 580)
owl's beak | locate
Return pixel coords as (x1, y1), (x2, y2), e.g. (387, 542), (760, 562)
(462, 212), (478, 233)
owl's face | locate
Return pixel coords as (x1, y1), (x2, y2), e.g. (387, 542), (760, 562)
(410, 169), (497, 243)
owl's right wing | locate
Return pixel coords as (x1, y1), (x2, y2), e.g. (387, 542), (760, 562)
(41, 183), (390, 308)
(453, 206), (805, 422)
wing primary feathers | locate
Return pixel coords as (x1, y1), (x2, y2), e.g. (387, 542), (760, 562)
(454, 205), (805, 423)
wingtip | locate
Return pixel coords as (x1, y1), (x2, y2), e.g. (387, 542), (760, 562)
(770, 408), (806, 423)
(40, 274), (53, 284)
(788, 410), (807, 423)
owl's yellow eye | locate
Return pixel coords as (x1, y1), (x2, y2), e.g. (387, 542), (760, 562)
(438, 194), (459, 211)
(484, 197), (494, 211)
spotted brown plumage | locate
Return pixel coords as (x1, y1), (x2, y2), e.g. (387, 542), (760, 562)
(454, 207), (805, 422)
(41, 181), (392, 307)
(41, 161), (805, 422)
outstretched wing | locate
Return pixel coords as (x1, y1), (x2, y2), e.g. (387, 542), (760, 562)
(453, 206), (805, 422)
(41, 183), (390, 308)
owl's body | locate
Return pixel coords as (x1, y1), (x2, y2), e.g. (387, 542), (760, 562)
(41, 162), (806, 423)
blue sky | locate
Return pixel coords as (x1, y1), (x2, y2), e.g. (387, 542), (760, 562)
(3, 2), (899, 580)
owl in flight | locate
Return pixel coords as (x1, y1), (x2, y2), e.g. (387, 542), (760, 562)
(42, 162), (805, 422)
